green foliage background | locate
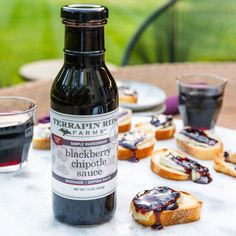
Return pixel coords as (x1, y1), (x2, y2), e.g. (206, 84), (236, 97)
(0, 0), (165, 87)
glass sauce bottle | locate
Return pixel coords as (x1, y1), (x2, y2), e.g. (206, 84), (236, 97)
(50, 4), (118, 225)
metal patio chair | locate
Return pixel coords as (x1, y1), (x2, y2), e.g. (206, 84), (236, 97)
(121, 0), (236, 65)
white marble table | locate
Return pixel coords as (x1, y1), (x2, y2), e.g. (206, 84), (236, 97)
(0, 119), (236, 236)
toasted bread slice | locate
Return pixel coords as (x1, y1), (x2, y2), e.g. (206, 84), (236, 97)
(136, 115), (175, 140)
(130, 190), (202, 227)
(151, 148), (212, 183)
(119, 95), (137, 104)
(118, 143), (155, 160)
(136, 122), (175, 140)
(119, 122), (132, 133)
(155, 126), (175, 140)
(151, 149), (189, 181)
(225, 153), (236, 164)
(117, 82), (138, 104)
(33, 124), (51, 150)
(118, 107), (132, 133)
(214, 152), (236, 178)
(175, 128), (223, 160)
(33, 137), (50, 150)
(118, 130), (155, 160)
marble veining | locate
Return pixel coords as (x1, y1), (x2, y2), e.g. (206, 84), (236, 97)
(0, 118), (235, 236)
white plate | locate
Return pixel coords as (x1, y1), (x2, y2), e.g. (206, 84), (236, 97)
(133, 103), (166, 116)
(118, 80), (166, 111)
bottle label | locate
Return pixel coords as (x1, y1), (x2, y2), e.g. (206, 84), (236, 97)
(50, 109), (118, 200)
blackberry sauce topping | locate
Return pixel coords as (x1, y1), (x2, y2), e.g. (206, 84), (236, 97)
(118, 85), (138, 97)
(118, 109), (129, 122)
(180, 128), (218, 146)
(119, 131), (144, 150)
(132, 186), (180, 230)
(167, 153), (212, 184)
(223, 151), (230, 162)
(223, 151), (236, 170)
(119, 131), (145, 162)
(150, 115), (173, 128)
(118, 110), (128, 119)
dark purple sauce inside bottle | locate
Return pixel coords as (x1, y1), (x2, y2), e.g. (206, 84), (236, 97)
(132, 186), (180, 230)
(180, 128), (217, 146)
(168, 154), (212, 184)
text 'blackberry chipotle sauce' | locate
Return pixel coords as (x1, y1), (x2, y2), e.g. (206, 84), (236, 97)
(50, 5), (118, 225)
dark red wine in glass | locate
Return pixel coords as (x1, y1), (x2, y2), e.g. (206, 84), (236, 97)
(177, 75), (227, 130)
(0, 97), (37, 172)
(179, 88), (223, 130)
(0, 116), (33, 168)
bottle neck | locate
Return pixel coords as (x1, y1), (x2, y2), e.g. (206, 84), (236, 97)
(64, 25), (105, 65)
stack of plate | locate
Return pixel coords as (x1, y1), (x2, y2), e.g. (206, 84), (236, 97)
(118, 80), (166, 116)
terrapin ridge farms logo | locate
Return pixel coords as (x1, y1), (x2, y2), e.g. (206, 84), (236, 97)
(59, 128), (72, 136)
(53, 117), (118, 137)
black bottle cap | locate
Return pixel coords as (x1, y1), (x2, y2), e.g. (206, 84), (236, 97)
(61, 4), (108, 22)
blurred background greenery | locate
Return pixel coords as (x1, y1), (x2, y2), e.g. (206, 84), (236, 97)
(0, 0), (166, 87)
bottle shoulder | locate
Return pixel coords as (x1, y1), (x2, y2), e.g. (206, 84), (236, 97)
(50, 65), (118, 115)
